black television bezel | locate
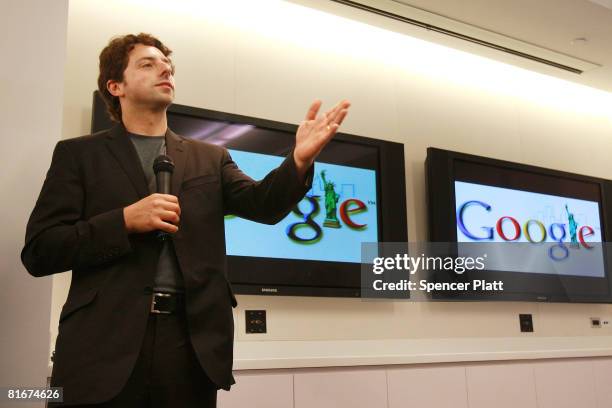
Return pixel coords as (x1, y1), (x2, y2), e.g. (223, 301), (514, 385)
(425, 147), (612, 303)
(92, 91), (408, 298)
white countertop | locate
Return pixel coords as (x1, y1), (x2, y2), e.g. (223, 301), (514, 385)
(48, 336), (612, 376)
(232, 336), (612, 370)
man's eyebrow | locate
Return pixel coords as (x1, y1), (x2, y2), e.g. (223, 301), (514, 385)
(135, 56), (172, 64)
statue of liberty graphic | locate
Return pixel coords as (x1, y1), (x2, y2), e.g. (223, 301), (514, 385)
(320, 170), (341, 228)
(565, 204), (578, 246)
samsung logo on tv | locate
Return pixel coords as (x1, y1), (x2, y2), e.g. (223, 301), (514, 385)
(261, 288), (278, 293)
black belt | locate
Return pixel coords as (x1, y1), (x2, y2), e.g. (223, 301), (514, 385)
(150, 292), (185, 314)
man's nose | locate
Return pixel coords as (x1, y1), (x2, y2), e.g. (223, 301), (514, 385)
(160, 62), (172, 78)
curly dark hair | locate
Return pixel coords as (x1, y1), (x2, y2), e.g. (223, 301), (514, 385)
(98, 33), (173, 122)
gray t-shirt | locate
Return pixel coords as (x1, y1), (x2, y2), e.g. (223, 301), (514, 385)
(128, 132), (185, 294)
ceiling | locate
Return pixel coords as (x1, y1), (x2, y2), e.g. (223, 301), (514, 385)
(392, 0), (612, 93)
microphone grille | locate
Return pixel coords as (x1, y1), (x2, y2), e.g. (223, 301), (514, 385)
(153, 155), (175, 174)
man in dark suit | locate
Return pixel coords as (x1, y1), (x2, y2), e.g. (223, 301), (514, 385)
(21, 33), (350, 407)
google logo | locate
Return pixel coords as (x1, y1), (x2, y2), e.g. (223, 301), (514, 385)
(457, 200), (596, 261)
(286, 196), (368, 243)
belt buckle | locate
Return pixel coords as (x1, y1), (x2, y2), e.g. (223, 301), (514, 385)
(151, 292), (172, 314)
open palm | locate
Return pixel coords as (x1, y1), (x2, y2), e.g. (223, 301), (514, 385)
(294, 99), (351, 169)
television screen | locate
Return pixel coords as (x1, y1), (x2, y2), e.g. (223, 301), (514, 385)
(455, 180), (605, 278)
(225, 150), (379, 263)
(426, 147), (612, 303)
(92, 91), (407, 297)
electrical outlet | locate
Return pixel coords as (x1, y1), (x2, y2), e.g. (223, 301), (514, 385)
(519, 314), (533, 332)
(246, 310), (266, 334)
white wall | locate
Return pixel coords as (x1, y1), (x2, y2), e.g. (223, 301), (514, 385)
(51, 0), (612, 363)
(0, 0), (69, 406)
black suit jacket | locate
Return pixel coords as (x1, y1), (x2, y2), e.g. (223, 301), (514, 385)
(21, 123), (312, 405)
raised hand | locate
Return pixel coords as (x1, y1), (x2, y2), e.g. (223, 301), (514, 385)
(293, 99), (351, 176)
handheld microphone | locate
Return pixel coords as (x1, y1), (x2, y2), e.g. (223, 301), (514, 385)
(153, 155), (175, 240)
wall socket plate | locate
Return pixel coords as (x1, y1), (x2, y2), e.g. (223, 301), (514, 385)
(246, 310), (267, 334)
(591, 317), (611, 328)
(519, 314), (534, 332)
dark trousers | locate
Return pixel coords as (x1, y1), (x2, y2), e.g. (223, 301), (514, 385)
(52, 311), (217, 408)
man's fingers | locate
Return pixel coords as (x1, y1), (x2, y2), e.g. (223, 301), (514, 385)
(316, 105), (340, 131)
(320, 101), (350, 130)
(159, 210), (180, 224)
(324, 101), (340, 118)
(319, 107), (349, 137)
(157, 220), (179, 234)
(333, 108), (349, 128)
(309, 100), (351, 131)
(305, 99), (322, 120)
(153, 193), (178, 203)
(322, 101), (342, 124)
(151, 194), (180, 215)
(161, 201), (181, 216)
(328, 100), (350, 125)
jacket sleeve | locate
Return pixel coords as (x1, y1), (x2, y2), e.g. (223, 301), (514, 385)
(21, 140), (132, 277)
(221, 148), (314, 224)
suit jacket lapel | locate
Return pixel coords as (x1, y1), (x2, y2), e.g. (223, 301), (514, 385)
(165, 128), (187, 197)
(105, 124), (150, 199)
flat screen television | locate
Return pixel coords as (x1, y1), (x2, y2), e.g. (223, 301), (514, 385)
(426, 147), (612, 303)
(92, 91), (407, 297)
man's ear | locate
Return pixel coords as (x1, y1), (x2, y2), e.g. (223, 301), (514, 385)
(107, 80), (124, 97)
